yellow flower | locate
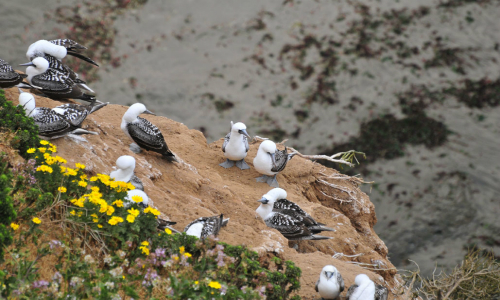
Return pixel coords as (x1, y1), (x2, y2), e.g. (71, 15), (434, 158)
(58, 187), (67, 193)
(65, 168), (77, 176)
(38, 147), (46, 153)
(126, 215), (135, 223)
(27, 148), (36, 154)
(70, 210), (76, 215)
(98, 224), (103, 228)
(165, 228), (172, 235)
(208, 281), (221, 289)
(36, 165), (53, 173)
(77, 211), (83, 217)
(32, 217), (41, 224)
(144, 207), (160, 216)
(60, 166), (66, 173)
(179, 246), (185, 254)
(127, 208), (140, 217)
(127, 183), (135, 190)
(45, 156), (55, 165)
(91, 186), (99, 193)
(10, 223), (19, 230)
(131, 195), (143, 203)
(184, 252), (192, 258)
(109, 181), (119, 189)
(80, 174), (87, 180)
(90, 176), (98, 181)
(40, 140), (49, 145)
(91, 213), (98, 218)
(108, 216), (124, 226)
(48, 145), (57, 153)
(112, 200), (124, 207)
(75, 163), (85, 170)
(141, 241), (149, 246)
(99, 202), (108, 213)
(139, 246), (150, 256)
(106, 205), (115, 216)
(194, 281), (199, 285)
(78, 181), (88, 188)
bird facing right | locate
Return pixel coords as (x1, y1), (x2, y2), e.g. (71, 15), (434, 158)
(315, 265), (344, 300)
(121, 103), (177, 162)
(253, 140), (295, 187)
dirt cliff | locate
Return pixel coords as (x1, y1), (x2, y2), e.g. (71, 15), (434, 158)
(5, 87), (403, 299)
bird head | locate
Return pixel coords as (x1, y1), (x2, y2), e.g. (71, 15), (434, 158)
(258, 140), (277, 166)
(321, 265), (338, 281)
(231, 122), (251, 138)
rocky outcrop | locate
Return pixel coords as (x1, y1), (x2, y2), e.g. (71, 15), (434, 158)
(4, 87), (402, 299)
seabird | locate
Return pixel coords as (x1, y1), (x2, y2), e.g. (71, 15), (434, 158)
(253, 140), (295, 187)
(0, 59), (28, 88)
(109, 155), (144, 191)
(44, 54), (95, 93)
(52, 101), (107, 127)
(315, 265), (344, 300)
(26, 39), (99, 67)
(346, 274), (388, 300)
(184, 214), (229, 239)
(121, 103), (177, 162)
(219, 121), (251, 170)
(20, 57), (97, 102)
(256, 188), (334, 240)
(18, 89), (97, 138)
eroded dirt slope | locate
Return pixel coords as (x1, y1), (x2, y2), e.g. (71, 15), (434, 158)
(5, 87), (403, 299)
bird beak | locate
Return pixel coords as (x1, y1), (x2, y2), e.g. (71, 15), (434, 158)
(238, 129), (251, 139)
(143, 109), (155, 115)
(20, 62), (35, 67)
(17, 87), (24, 93)
(325, 271), (334, 280)
(270, 152), (276, 166)
(257, 197), (269, 204)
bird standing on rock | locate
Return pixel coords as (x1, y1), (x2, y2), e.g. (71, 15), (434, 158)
(256, 188), (335, 240)
(219, 121), (251, 170)
(17, 89), (97, 139)
(315, 265), (344, 300)
(121, 103), (177, 162)
(253, 140), (294, 187)
(184, 214), (230, 239)
(21, 57), (98, 102)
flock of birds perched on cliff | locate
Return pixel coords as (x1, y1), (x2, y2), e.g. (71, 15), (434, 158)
(0, 39), (388, 300)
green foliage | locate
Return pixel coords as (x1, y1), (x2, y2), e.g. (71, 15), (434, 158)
(0, 89), (40, 158)
(0, 156), (17, 263)
(0, 141), (303, 299)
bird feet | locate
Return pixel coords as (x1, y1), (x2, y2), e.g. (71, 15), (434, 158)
(255, 175), (279, 187)
(219, 159), (235, 169)
(129, 143), (142, 154)
(235, 159), (250, 170)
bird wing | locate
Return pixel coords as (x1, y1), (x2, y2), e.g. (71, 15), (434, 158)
(184, 214), (224, 239)
(126, 117), (166, 151)
(273, 199), (318, 227)
(32, 69), (75, 91)
(244, 134), (249, 152)
(338, 273), (345, 292)
(54, 103), (89, 127)
(375, 285), (388, 300)
(0, 59), (14, 72)
(49, 39), (87, 50)
(266, 213), (313, 240)
(271, 147), (289, 172)
(33, 108), (73, 136)
(130, 175), (144, 191)
(222, 132), (230, 152)
(345, 284), (358, 300)
(44, 54), (83, 82)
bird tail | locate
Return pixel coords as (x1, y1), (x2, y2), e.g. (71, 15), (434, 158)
(67, 50), (99, 67)
(157, 218), (177, 230)
(20, 74), (28, 79)
(79, 94), (97, 103)
(162, 151), (178, 163)
(310, 235), (333, 240)
(78, 82), (95, 94)
(71, 129), (98, 136)
(89, 101), (108, 114)
(220, 214), (230, 227)
(309, 225), (336, 233)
